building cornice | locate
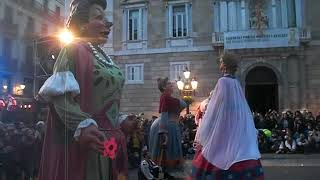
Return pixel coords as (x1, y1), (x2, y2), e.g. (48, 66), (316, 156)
(120, 0), (149, 7)
(108, 46), (213, 56)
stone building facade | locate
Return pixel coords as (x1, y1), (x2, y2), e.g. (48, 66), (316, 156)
(0, 0), (65, 103)
(106, 0), (320, 117)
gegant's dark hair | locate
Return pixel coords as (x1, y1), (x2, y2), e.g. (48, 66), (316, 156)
(157, 77), (169, 93)
(66, 0), (107, 36)
(219, 53), (239, 74)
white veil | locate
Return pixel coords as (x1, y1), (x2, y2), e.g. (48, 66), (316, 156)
(196, 76), (261, 170)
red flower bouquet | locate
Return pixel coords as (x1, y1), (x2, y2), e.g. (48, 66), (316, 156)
(103, 137), (117, 160)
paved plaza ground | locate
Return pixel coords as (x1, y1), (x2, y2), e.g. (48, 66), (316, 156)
(129, 154), (320, 180)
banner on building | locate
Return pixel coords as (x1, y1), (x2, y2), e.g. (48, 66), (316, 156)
(224, 28), (299, 49)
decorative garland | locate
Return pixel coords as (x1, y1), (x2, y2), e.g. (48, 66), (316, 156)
(249, 0), (268, 35)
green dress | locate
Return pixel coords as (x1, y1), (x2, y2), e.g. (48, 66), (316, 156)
(39, 43), (126, 180)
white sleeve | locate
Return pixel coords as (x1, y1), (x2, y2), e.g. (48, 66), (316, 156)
(116, 113), (128, 127)
(74, 118), (98, 140)
(38, 71), (80, 102)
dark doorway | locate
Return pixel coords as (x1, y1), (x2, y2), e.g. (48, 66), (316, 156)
(245, 66), (279, 115)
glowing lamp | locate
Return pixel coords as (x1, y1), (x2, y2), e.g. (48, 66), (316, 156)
(183, 69), (191, 79)
(177, 80), (184, 90)
(191, 78), (198, 90)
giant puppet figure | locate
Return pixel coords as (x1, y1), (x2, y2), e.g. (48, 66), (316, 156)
(38, 0), (137, 180)
(190, 53), (264, 180)
(149, 78), (187, 176)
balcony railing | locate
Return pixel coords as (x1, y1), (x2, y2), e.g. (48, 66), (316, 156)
(299, 28), (312, 42)
(212, 32), (224, 46)
(212, 28), (312, 49)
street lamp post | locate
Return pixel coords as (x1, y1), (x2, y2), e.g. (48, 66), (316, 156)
(176, 68), (198, 114)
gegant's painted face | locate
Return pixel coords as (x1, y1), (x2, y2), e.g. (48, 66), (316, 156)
(164, 81), (174, 95)
(84, 4), (112, 45)
(219, 58), (226, 73)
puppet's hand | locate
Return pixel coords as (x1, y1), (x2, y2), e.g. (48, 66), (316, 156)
(79, 125), (105, 154)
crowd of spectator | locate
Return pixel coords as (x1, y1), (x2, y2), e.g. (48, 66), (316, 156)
(0, 121), (44, 180)
(126, 109), (320, 169)
(1, 108), (319, 179)
(255, 109), (320, 154)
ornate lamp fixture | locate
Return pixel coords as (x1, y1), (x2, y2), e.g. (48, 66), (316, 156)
(176, 68), (198, 114)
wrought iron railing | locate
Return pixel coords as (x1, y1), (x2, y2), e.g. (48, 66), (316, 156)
(299, 28), (312, 42)
(212, 32), (224, 46)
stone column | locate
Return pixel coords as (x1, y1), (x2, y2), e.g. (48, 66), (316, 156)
(281, 57), (289, 110)
(287, 56), (300, 110)
(298, 52), (307, 109)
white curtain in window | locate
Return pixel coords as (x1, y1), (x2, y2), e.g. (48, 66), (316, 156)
(227, 1), (237, 31)
(138, 8), (143, 40)
(220, 1), (228, 32)
(213, 2), (220, 32)
(134, 66), (141, 81)
(127, 65), (143, 81)
(240, 0), (249, 30)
